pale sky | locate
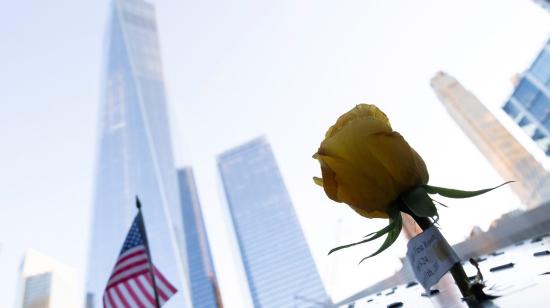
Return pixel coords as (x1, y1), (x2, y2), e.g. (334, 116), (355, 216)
(0, 0), (549, 307)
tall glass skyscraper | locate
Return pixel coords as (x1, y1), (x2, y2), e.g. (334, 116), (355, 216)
(502, 37), (550, 156)
(217, 137), (329, 308)
(177, 167), (222, 307)
(431, 71), (550, 209)
(86, 0), (191, 307)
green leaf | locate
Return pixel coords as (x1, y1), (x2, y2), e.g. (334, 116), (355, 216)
(431, 199), (448, 208)
(328, 220), (395, 255)
(359, 211), (402, 263)
(363, 220), (397, 238)
(327, 203), (404, 258)
(328, 203), (403, 255)
(423, 181), (514, 199)
(401, 187), (438, 218)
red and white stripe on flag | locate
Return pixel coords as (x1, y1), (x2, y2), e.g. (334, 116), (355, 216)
(103, 246), (177, 307)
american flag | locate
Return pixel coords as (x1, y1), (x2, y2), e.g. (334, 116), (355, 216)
(103, 212), (177, 307)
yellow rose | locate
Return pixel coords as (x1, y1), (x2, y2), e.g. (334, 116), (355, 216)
(313, 104), (429, 219)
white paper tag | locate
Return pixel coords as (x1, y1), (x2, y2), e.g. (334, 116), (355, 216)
(406, 225), (460, 290)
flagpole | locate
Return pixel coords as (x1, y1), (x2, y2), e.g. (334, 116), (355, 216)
(136, 196), (162, 308)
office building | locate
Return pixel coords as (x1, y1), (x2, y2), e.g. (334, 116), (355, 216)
(431, 71), (550, 209)
(218, 137), (328, 307)
(502, 38), (550, 156)
(177, 167), (222, 307)
(15, 250), (79, 308)
(86, 0), (190, 306)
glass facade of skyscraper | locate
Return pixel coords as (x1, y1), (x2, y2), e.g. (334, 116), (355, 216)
(503, 38), (550, 156)
(218, 137), (328, 308)
(432, 71), (550, 209)
(86, 0), (190, 307)
(177, 167), (222, 307)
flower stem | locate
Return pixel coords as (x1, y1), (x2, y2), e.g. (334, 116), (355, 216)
(402, 209), (475, 301)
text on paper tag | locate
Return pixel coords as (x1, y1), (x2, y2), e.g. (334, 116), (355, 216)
(406, 225), (460, 290)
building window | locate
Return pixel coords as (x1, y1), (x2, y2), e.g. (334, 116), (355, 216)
(529, 93), (550, 122)
(531, 50), (550, 84)
(503, 101), (520, 118)
(513, 79), (539, 106)
(533, 129), (547, 140)
(519, 116), (531, 127)
(543, 115), (550, 130)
